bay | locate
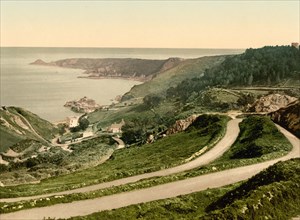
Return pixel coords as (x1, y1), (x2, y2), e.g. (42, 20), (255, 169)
(0, 47), (244, 122)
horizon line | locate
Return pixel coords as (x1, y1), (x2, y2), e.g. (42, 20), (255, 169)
(0, 46), (249, 50)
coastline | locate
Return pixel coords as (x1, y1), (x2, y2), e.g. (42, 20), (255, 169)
(77, 75), (148, 82)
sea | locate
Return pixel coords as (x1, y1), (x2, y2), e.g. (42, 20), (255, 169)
(0, 47), (244, 122)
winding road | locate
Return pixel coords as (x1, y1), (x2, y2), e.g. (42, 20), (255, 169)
(1, 120), (299, 220)
(1, 119), (241, 203)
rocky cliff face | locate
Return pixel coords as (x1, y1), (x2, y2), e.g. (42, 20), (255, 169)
(166, 114), (198, 135)
(268, 100), (300, 138)
(31, 58), (183, 81)
(248, 94), (297, 113)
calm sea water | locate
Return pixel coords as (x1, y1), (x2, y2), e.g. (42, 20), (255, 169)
(0, 47), (244, 122)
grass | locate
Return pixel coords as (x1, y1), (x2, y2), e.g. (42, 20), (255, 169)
(23, 160), (297, 220)
(7, 107), (58, 141)
(65, 184), (239, 220)
(219, 115), (292, 160)
(88, 100), (178, 130)
(0, 135), (115, 186)
(0, 107), (58, 152)
(0, 115), (228, 198)
(0, 115), (294, 213)
(203, 158), (300, 219)
(56, 159), (299, 220)
(0, 126), (24, 152)
(123, 56), (226, 99)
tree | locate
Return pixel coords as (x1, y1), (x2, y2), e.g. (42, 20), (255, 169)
(121, 117), (155, 145)
(79, 118), (89, 130)
(143, 94), (162, 109)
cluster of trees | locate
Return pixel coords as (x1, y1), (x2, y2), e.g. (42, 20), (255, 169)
(121, 116), (167, 145)
(143, 94), (163, 109)
(166, 46), (300, 103)
(204, 45), (300, 86)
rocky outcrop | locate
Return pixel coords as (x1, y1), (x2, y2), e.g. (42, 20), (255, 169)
(64, 97), (100, 113)
(166, 114), (198, 135)
(268, 100), (300, 138)
(31, 58), (183, 81)
(248, 94), (297, 113)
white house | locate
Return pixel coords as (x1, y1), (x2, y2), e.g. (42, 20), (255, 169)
(107, 119), (125, 133)
(67, 116), (79, 128)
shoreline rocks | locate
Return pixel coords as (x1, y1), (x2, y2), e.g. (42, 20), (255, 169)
(64, 96), (101, 113)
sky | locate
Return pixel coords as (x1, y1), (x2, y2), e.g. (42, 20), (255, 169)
(0, 0), (299, 48)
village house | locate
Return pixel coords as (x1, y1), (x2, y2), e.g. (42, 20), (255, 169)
(107, 119), (125, 133)
(67, 116), (79, 128)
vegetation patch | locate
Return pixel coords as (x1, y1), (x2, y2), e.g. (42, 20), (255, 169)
(203, 158), (300, 219)
(221, 116), (292, 159)
(7, 107), (58, 141)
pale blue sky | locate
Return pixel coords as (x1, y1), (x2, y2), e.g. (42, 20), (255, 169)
(1, 0), (299, 48)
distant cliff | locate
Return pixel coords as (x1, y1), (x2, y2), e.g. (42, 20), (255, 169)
(31, 57), (183, 81)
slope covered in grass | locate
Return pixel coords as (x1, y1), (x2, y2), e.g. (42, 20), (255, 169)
(0, 115), (228, 197)
(204, 158), (300, 219)
(0, 107), (58, 151)
(122, 55), (226, 100)
(55, 159), (299, 220)
(167, 46), (300, 104)
(7, 107), (58, 141)
(221, 116), (292, 160)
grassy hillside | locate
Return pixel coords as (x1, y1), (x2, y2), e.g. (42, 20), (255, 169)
(167, 46), (300, 104)
(87, 46), (300, 137)
(7, 107), (58, 140)
(0, 107), (58, 152)
(0, 114), (293, 211)
(0, 115), (228, 197)
(0, 126), (25, 152)
(221, 116), (292, 159)
(121, 55), (226, 100)
(204, 158), (300, 219)
(48, 159), (299, 220)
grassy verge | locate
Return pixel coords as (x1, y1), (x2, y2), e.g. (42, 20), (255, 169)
(48, 159), (299, 220)
(0, 116), (293, 214)
(0, 115), (228, 198)
(65, 184), (240, 220)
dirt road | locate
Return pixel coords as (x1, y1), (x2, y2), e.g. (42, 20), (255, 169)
(112, 137), (125, 149)
(1, 119), (241, 203)
(2, 123), (299, 220)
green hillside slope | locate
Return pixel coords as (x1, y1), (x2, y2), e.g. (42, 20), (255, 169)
(204, 158), (300, 219)
(58, 159), (300, 220)
(168, 46), (300, 103)
(122, 55), (226, 100)
(0, 107), (58, 152)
